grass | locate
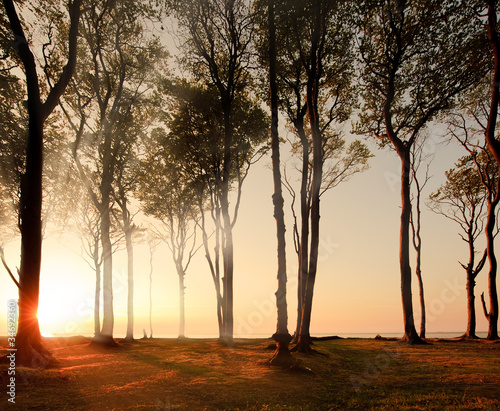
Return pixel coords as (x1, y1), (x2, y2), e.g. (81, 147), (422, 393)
(1, 336), (499, 410)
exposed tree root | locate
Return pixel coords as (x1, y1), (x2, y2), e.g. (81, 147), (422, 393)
(266, 344), (301, 369)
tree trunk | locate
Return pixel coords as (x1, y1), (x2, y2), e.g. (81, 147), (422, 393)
(399, 151), (422, 344)
(267, 0), (293, 367)
(99, 204), (114, 344)
(177, 265), (186, 339)
(484, 201), (499, 339)
(198, 200), (224, 340)
(16, 104), (49, 367)
(3, 0), (81, 366)
(221, 106), (234, 343)
(125, 228), (134, 341)
(484, 2), (500, 340)
(294, 121), (310, 342)
(465, 268), (477, 338)
(296, 3), (322, 352)
(415, 257), (425, 338)
(93, 243), (101, 339)
(149, 242), (154, 339)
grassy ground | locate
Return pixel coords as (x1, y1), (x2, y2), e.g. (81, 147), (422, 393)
(1, 336), (499, 410)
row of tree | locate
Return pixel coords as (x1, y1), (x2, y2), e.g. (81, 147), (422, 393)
(1, 0), (500, 367)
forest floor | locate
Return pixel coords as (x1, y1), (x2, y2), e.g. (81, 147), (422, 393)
(0, 336), (499, 410)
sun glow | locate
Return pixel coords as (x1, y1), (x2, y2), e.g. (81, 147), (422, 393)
(36, 250), (95, 336)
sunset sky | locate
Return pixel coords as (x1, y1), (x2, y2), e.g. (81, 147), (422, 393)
(0, 122), (492, 339)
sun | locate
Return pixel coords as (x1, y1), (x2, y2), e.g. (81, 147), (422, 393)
(36, 253), (95, 337)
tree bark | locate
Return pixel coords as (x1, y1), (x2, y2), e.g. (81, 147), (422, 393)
(99, 196), (114, 343)
(484, 201), (499, 339)
(177, 265), (186, 339)
(124, 227), (134, 341)
(93, 241), (101, 339)
(267, 0), (293, 367)
(220, 104), (234, 343)
(465, 268), (477, 338)
(296, 0), (322, 353)
(3, 0), (82, 365)
(294, 121), (310, 342)
(399, 151), (422, 343)
(483, 1), (500, 340)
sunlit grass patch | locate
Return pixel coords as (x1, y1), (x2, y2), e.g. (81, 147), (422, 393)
(0, 336), (499, 410)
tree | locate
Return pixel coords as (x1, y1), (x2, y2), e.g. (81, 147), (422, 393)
(61, 0), (166, 344)
(137, 148), (200, 340)
(429, 154), (490, 338)
(266, 0), (293, 367)
(169, 0), (257, 341)
(0, 0), (82, 366)
(409, 135), (432, 338)
(477, 0), (500, 340)
(156, 80), (268, 340)
(257, 0), (369, 352)
(355, 0), (486, 343)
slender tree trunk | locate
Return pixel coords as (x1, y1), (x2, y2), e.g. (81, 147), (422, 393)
(267, 0), (293, 367)
(415, 254), (425, 338)
(149, 242), (154, 339)
(484, 201), (499, 339)
(399, 151), (422, 343)
(125, 228), (134, 341)
(294, 122), (310, 342)
(93, 244), (101, 339)
(199, 200), (224, 340)
(484, 1), (500, 340)
(296, 2), (322, 352)
(466, 268), (477, 338)
(177, 265), (186, 339)
(221, 106), (234, 343)
(99, 204), (114, 343)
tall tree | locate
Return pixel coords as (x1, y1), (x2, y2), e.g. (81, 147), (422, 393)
(169, 0), (256, 341)
(137, 151), (200, 340)
(156, 80), (268, 340)
(429, 154), (490, 339)
(1, 0), (82, 366)
(266, 0), (293, 367)
(409, 135), (432, 338)
(478, 0), (500, 340)
(257, 0), (368, 352)
(62, 0), (165, 344)
(355, 0), (486, 343)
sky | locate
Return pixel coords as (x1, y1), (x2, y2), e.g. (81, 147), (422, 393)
(0, 122), (494, 339)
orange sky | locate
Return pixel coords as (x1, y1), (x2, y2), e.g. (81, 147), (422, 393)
(0, 131), (494, 339)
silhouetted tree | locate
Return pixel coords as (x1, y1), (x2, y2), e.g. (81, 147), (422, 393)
(265, 0), (293, 367)
(61, 0), (166, 344)
(256, 0), (369, 352)
(355, 0), (486, 343)
(0, 0), (82, 366)
(476, 0), (500, 340)
(429, 154), (491, 339)
(137, 150), (200, 340)
(168, 0), (257, 341)
(409, 135), (432, 339)
(154, 81), (268, 340)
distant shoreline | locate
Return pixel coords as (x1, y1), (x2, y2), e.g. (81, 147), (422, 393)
(0, 331), (490, 340)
